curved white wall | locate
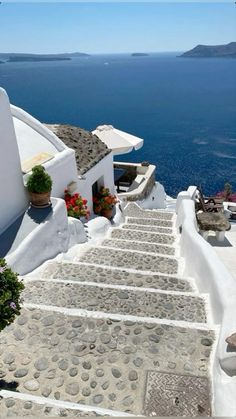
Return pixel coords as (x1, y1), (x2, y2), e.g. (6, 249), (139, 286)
(0, 88), (28, 234)
(176, 198), (236, 416)
(11, 102), (79, 200)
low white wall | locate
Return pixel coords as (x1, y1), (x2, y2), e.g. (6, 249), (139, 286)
(38, 148), (78, 199)
(117, 163), (156, 201)
(6, 198), (69, 275)
(137, 181), (167, 209)
(176, 198), (236, 416)
(0, 88), (28, 234)
(76, 152), (114, 213)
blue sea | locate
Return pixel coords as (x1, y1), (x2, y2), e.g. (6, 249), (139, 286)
(1, 53), (236, 197)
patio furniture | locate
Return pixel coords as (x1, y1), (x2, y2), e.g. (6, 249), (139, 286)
(227, 204), (236, 221)
(114, 168), (126, 192)
(195, 187), (224, 213)
(197, 212), (231, 241)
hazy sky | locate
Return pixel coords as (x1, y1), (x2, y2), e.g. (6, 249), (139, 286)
(0, 2), (235, 54)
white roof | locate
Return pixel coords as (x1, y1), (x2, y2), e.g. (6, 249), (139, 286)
(13, 117), (59, 162)
(92, 125), (144, 156)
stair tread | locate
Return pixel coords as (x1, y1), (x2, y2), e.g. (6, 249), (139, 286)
(127, 217), (173, 228)
(113, 228), (175, 244)
(0, 307), (214, 415)
(124, 203), (174, 220)
(0, 397), (96, 417)
(102, 239), (175, 256)
(79, 247), (179, 275)
(122, 224), (173, 235)
(23, 280), (207, 323)
(42, 262), (193, 292)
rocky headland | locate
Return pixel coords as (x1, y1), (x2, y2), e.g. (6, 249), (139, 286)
(0, 52), (90, 63)
(181, 42), (236, 58)
(8, 56), (71, 62)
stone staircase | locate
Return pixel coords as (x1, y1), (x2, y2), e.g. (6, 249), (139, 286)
(0, 203), (215, 417)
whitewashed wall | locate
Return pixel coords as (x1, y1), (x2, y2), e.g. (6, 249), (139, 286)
(176, 196), (236, 416)
(6, 198), (69, 275)
(11, 104), (79, 200)
(0, 88), (28, 234)
(76, 152), (114, 213)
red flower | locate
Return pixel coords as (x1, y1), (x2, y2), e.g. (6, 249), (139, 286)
(64, 190), (90, 221)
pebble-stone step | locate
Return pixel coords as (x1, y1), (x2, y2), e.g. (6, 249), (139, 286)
(0, 308), (214, 415)
(102, 239), (175, 256)
(0, 398), (98, 417)
(112, 228), (175, 245)
(127, 217), (173, 228)
(124, 203), (174, 220)
(122, 224), (173, 235)
(41, 262), (193, 293)
(23, 281), (206, 323)
(79, 247), (178, 275)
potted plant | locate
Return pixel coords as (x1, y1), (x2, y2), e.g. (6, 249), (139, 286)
(0, 258), (24, 332)
(26, 165), (52, 207)
(93, 187), (118, 219)
(64, 190), (90, 220)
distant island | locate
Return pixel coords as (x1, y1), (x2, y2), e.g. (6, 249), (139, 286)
(181, 42), (236, 58)
(8, 56), (71, 63)
(131, 53), (149, 57)
(0, 52), (90, 63)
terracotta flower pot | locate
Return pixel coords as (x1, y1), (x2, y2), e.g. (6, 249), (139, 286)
(29, 191), (51, 207)
(101, 208), (113, 219)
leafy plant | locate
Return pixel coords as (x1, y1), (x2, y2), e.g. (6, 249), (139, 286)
(26, 165), (52, 193)
(93, 187), (118, 214)
(0, 259), (25, 332)
(64, 190), (90, 220)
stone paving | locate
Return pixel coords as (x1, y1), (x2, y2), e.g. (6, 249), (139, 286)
(79, 247), (178, 275)
(112, 228), (175, 244)
(102, 238), (175, 255)
(0, 398), (98, 417)
(0, 202), (216, 416)
(42, 262), (192, 292)
(122, 224), (173, 235)
(23, 281), (206, 322)
(127, 217), (173, 228)
(124, 203), (174, 220)
(0, 308), (214, 415)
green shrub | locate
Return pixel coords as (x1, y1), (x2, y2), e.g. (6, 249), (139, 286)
(26, 165), (52, 193)
(0, 259), (25, 332)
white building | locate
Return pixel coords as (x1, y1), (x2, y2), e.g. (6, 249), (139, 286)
(0, 87), (114, 273)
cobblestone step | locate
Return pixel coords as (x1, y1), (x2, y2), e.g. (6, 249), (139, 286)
(112, 228), (175, 244)
(23, 281), (206, 323)
(127, 217), (173, 228)
(41, 262), (193, 293)
(78, 247), (179, 275)
(122, 224), (173, 235)
(124, 203), (174, 220)
(0, 308), (214, 416)
(0, 394), (100, 417)
(102, 239), (175, 256)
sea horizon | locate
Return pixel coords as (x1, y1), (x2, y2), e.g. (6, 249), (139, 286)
(1, 53), (236, 197)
